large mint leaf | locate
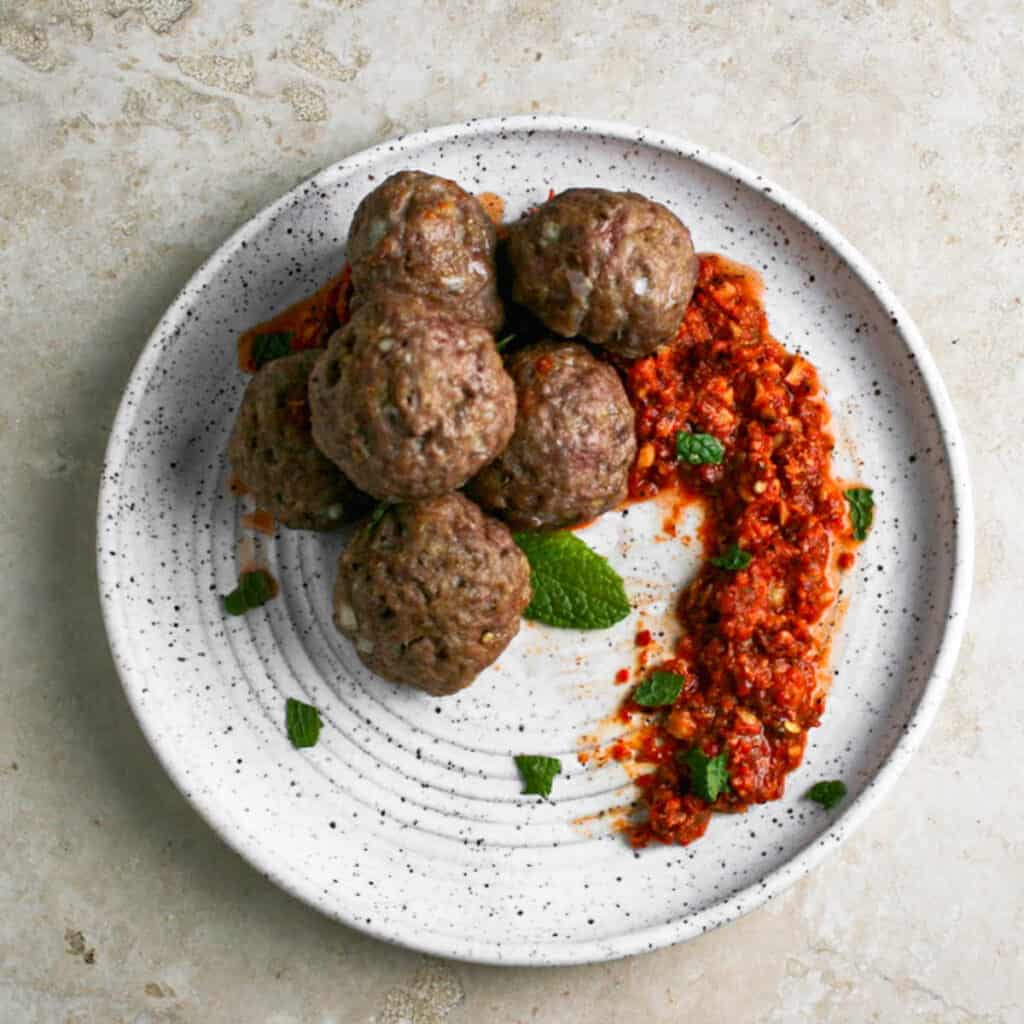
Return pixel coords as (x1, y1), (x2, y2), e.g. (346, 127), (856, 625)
(513, 531), (630, 630)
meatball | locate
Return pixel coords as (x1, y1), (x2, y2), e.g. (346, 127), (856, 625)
(347, 170), (503, 332)
(334, 494), (532, 695)
(308, 295), (516, 502)
(468, 341), (637, 529)
(506, 188), (698, 358)
(227, 351), (367, 530)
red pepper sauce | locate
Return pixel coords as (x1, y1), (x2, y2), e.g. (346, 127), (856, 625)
(623, 254), (855, 847)
(237, 265), (352, 373)
(233, 268), (352, 537)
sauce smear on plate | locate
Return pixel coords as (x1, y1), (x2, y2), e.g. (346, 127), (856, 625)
(622, 254), (859, 847)
(237, 265), (352, 372)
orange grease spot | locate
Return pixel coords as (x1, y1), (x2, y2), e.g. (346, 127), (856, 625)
(241, 510), (276, 536)
(476, 191), (505, 225)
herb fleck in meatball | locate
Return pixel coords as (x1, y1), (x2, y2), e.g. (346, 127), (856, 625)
(308, 295), (516, 502)
(468, 341), (637, 529)
(347, 170), (503, 331)
(506, 188), (697, 358)
(227, 351), (367, 530)
(334, 494), (532, 695)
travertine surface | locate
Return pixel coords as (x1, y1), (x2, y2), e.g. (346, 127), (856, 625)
(1, 1), (1020, 1020)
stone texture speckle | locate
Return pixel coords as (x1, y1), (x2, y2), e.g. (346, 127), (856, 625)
(0, 1), (1019, 1021)
(177, 52), (255, 94)
(64, 928), (97, 965)
(282, 81), (328, 122)
(288, 32), (368, 82)
(0, 17), (61, 71)
(121, 76), (241, 139)
(105, 0), (193, 34)
(375, 963), (464, 1024)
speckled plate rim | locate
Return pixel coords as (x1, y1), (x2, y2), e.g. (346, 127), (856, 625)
(97, 114), (974, 966)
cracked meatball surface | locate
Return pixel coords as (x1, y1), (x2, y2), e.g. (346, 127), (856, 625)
(334, 494), (532, 695)
(506, 188), (697, 358)
(347, 170), (503, 331)
(227, 351), (366, 530)
(468, 341), (637, 529)
(308, 294), (516, 501)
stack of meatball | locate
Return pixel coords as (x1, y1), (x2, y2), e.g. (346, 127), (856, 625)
(229, 172), (698, 696)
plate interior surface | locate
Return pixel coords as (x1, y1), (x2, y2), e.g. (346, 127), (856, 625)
(98, 117), (971, 965)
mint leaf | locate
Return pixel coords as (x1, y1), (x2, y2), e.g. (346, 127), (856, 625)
(845, 488), (874, 541)
(366, 501), (391, 532)
(223, 569), (276, 616)
(240, 569), (273, 606)
(805, 779), (847, 809)
(710, 544), (751, 571)
(512, 531), (630, 629)
(634, 670), (685, 707)
(286, 697), (322, 749)
(515, 754), (562, 797)
(684, 748), (730, 802)
(252, 331), (293, 369)
(676, 431), (724, 465)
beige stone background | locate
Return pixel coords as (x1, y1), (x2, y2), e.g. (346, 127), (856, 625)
(1, 0), (1020, 1021)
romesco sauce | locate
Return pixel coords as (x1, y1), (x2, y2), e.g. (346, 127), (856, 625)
(237, 265), (352, 373)
(622, 254), (855, 847)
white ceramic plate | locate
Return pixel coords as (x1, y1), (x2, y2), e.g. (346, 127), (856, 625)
(97, 116), (973, 965)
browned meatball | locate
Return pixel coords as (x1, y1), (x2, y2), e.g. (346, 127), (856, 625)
(334, 494), (532, 695)
(347, 170), (503, 332)
(308, 295), (516, 502)
(227, 352), (367, 530)
(506, 188), (697, 358)
(468, 341), (637, 529)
